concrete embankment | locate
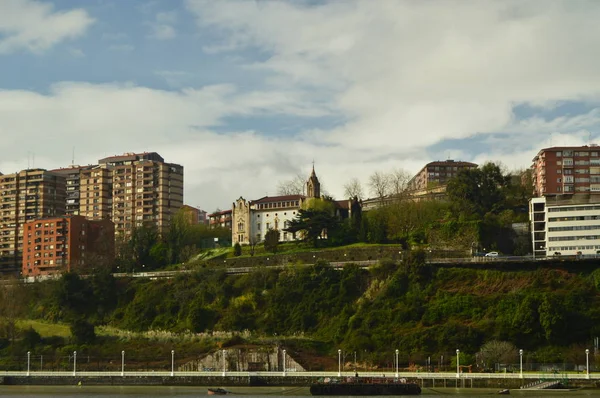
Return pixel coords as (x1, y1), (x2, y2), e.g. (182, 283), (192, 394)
(1, 375), (316, 387)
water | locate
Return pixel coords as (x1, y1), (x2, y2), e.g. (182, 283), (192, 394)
(1, 386), (600, 397)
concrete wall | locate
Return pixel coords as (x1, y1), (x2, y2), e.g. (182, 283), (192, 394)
(179, 347), (304, 372)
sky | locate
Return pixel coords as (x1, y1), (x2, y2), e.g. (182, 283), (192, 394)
(2, 0), (600, 211)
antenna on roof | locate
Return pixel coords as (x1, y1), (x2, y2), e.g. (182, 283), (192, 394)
(32, 153), (35, 168)
(72, 146), (75, 166)
(27, 151), (30, 169)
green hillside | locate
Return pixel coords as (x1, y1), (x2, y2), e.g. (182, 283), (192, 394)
(2, 253), (600, 369)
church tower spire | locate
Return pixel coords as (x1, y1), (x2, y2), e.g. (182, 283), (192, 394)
(306, 163), (321, 198)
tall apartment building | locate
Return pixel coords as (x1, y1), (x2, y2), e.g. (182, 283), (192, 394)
(408, 160), (478, 191)
(531, 145), (600, 197)
(22, 215), (114, 278)
(79, 165), (113, 220)
(50, 165), (93, 216)
(97, 152), (184, 236)
(0, 169), (66, 275)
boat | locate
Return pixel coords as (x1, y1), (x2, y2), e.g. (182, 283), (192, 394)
(310, 376), (421, 396)
(498, 389), (510, 395)
(207, 387), (229, 395)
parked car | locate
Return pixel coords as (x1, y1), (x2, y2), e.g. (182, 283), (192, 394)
(485, 251), (499, 257)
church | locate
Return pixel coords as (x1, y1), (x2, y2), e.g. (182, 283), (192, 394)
(231, 167), (357, 245)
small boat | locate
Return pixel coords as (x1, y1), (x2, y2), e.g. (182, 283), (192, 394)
(207, 387), (229, 395)
(498, 389), (510, 395)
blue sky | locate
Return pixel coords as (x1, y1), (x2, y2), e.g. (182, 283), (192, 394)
(2, 0), (600, 211)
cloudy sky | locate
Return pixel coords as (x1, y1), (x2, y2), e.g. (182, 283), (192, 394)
(2, 0), (600, 211)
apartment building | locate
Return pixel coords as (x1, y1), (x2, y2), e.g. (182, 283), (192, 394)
(208, 209), (232, 229)
(22, 215), (114, 278)
(408, 160), (478, 191)
(530, 195), (600, 257)
(181, 205), (208, 225)
(531, 145), (600, 197)
(79, 165), (113, 220)
(97, 152), (184, 236)
(0, 169), (66, 275)
(50, 165), (93, 216)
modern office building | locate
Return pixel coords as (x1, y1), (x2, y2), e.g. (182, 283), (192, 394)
(0, 169), (66, 275)
(408, 160), (478, 191)
(530, 195), (600, 257)
(531, 145), (600, 197)
(21, 215), (114, 278)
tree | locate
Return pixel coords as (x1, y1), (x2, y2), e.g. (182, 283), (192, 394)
(71, 319), (96, 344)
(233, 242), (242, 256)
(129, 224), (160, 269)
(344, 178), (365, 200)
(264, 229), (280, 253)
(476, 340), (517, 370)
(165, 208), (192, 265)
(446, 162), (511, 217)
(248, 234), (259, 256)
(285, 208), (340, 247)
(389, 168), (411, 196)
(369, 171), (391, 202)
(277, 174), (306, 195)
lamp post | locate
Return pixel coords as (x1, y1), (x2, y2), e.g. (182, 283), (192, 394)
(222, 349), (226, 377)
(519, 349), (523, 379)
(456, 349), (460, 379)
(282, 349), (287, 376)
(27, 351), (30, 376)
(121, 351), (125, 376)
(73, 351), (77, 376)
(395, 349), (399, 378)
(338, 349), (342, 377)
(586, 349), (590, 379)
(170, 350), (175, 377)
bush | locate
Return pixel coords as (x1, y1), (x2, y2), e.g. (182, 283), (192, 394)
(71, 319), (96, 345)
(233, 243), (242, 257)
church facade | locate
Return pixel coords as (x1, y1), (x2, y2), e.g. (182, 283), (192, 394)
(231, 168), (324, 245)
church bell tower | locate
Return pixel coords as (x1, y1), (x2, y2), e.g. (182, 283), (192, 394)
(306, 164), (321, 199)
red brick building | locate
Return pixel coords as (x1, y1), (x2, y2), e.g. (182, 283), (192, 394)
(531, 145), (600, 196)
(208, 209), (232, 229)
(22, 215), (114, 277)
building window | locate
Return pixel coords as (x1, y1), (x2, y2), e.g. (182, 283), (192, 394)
(557, 160), (562, 166)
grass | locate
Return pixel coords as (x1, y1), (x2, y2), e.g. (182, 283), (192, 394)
(16, 319), (71, 338)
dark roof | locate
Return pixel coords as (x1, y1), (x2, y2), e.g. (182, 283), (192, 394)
(49, 165), (93, 173)
(208, 209), (232, 217)
(425, 160), (478, 167)
(334, 200), (350, 209)
(251, 194), (304, 204)
(533, 145), (600, 161)
(98, 152), (164, 164)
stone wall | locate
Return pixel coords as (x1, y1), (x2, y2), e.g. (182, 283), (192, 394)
(179, 347), (305, 372)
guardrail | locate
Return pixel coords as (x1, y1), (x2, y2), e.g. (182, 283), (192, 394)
(0, 370), (597, 380)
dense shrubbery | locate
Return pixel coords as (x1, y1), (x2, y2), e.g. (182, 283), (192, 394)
(3, 253), (600, 368)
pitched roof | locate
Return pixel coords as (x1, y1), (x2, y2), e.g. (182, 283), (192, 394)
(251, 194), (305, 204)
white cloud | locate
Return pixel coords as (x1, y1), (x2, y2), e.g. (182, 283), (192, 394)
(0, 82), (335, 210)
(68, 47), (85, 58)
(148, 10), (177, 40)
(0, 0), (94, 54)
(186, 0), (600, 153)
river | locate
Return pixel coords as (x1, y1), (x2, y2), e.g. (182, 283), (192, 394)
(2, 386), (600, 397)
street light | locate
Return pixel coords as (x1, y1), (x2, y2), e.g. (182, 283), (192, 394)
(170, 350), (175, 377)
(282, 349), (287, 377)
(338, 349), (342, 377)
(73, 351), (77, 376)
(456, 349), (460, 379)
(586, 349), (590, 379)
(121, 351), (125, 376)
(395, 349), (399, 377)
(519, 349), (523, 378)
(27, 351), (30, 376)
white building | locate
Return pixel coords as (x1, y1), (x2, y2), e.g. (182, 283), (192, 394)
(231, 167), (359, 245)
(530, 195), (600, 257)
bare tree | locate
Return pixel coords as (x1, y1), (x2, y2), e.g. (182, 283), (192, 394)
(344, 177), (365, 200)
(389, 168), (411, 196)
(369, 171), (391, 201)
(277, 174), (305, 195)
(476, 340), (518, 370)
